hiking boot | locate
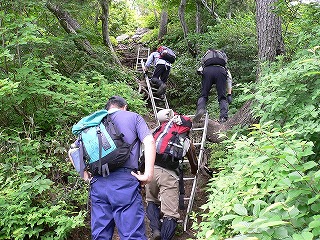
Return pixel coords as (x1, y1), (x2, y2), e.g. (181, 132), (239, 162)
(219, 117), (227, 123)
(150, 78), (162, 88)
(193, 108), (205, 123)
(150, 81), (157, 88)
(151, 229), (161, 240)
(161, 217), (177, 240)
(156, 83), (166, 96)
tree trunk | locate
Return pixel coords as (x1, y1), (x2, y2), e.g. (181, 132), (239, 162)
(179, 0), (188, 39)
(256, 0), (285, 63)
(99, 0), (122, 66)
(158, 10), (168, 41)
(196, 0), (202, 34)
(46, 1), (97, 57)
(152, 0), (159, 23)
(178, 0), (197, 57)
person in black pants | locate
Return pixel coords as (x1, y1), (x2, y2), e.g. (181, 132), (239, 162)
(145, 47), (172, 97)
(193, 49), (232, 123)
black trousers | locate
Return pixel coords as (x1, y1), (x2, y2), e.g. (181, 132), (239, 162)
(152, 64), (171, 84)
(198, 65), (228, 119)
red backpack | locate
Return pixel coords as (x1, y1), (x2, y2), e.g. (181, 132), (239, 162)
(153, 114), (192, 170)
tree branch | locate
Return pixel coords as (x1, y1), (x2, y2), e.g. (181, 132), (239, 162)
(200, 0), (220, 20)
(46, 1), (97, 57)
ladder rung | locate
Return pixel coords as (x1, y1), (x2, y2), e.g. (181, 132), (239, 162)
(192, 127), (205, 131)
(183, 177), (195, 181)
(193, 143), (202, 146)
(153, 96), (165, 101)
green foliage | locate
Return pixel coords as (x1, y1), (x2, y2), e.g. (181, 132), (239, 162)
(166, 52), (200, 113)
(141, 13), (159, 29)
(253, 47), (320, 158)
(0, 132), (86, 240)
(0, 9), (147, 238)
(274, 1), (320, 59)
(193, 123), (319, 239)
(109, 1), (139, 36)
(0, 12), (147, 130)
(0, 54), (145, 132)
(2, 0), (320, 239)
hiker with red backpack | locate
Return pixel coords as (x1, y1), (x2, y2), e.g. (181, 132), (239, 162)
(145, 109), (192, 240)
(193, 48), (233, 123)
(145, 46), (176, 97)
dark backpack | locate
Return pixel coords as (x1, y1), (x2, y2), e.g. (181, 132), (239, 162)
(69, 109), (137, 177)
(158, 46), (176, 64)
(201, 49), (228, 67)
(153, 114), (192, 170)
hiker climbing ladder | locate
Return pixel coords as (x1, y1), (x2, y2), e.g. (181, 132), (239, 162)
(183, 112), (209, 231)
(140, 59), (170, 125)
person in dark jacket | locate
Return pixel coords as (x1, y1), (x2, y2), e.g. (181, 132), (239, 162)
(193, 48), (233, 123)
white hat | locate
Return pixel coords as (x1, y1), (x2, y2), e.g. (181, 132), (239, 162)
(157, 109), (174, 122)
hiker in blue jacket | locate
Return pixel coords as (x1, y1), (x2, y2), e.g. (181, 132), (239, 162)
(90, 96), (156, 240)
(145, 47), (172, 97)
(193, 48), (233, 123)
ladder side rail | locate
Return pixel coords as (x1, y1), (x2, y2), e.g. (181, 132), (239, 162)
(197, 112), (209, 169)
(135, 47), (141, 71)
(141, 59), (160, 126)
(164, 95), (170, 109)
(183, 174), (198, 231)
(183, 112), (209, 231)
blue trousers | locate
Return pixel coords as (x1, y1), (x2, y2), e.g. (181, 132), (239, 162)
(90, 168), (147, 240)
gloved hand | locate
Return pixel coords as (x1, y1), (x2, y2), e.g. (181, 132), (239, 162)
(196, 66), (203, 75)
(227, 94), (232, 104)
